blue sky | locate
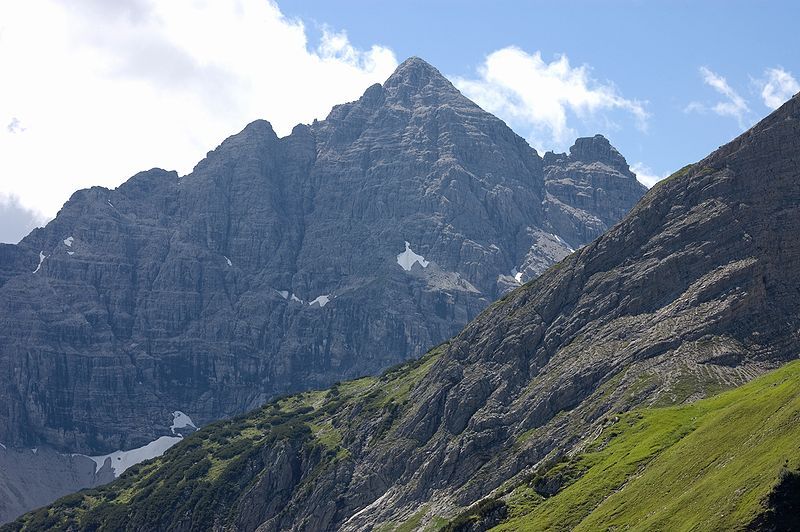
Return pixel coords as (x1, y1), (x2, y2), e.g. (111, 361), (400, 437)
(1, 0), (799, 242)
(285, 0), (800, 181)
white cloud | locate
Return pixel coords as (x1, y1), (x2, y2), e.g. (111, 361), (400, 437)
(0, 194), (46, 244)
(630, 162), (668, 188)
(760, 67), (799, 109)
(0, 0), (398, 234)
(685, 67), (750, 128)
(452, 47), (648, 151)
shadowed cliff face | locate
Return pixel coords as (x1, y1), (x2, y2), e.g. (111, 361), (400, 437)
(0, 57), (645, 457)
(13, 91), (799, 532)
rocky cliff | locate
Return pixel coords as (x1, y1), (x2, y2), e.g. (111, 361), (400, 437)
(0, 54), (645, 507)
(10, 87), (798, 530)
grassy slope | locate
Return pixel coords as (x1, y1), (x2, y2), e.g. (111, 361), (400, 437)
(494, 359), (800, 531)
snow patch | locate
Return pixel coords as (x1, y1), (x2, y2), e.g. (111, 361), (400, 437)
(31, 448), (37, 455)
(347, 490), (392, 523)
(88, 436), (182, 478)
(511, 268), (523, 284)
(63, 236), (74, 247)
(67, 251), (75, 256)
(552, 233), (575, 252)
(170, 411), (196, 434)
(224, 256), (232, 267)
(397, 241), (429, 271)
(0, 442), (6, 450)
(278, 290), (289, 300)
(85, 411), (196, 478)
(290, 294), (303, 303)
(309, 295), (331, 308)
(33, 251), (45, 273)
(107, 200), (114, 208)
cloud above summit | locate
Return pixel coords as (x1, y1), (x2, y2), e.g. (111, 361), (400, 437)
(684, 65), (799, 128)
(760, 67), (800, 109)
(0, 0), (397, 239)
(685, 67), (750, 128)
(453, 47), (649, 151)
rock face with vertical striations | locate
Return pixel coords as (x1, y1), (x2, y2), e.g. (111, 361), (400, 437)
(11, 89), (800, 532)
(0, 56), (644, 490)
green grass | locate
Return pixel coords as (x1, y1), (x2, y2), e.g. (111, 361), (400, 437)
(493, 360), (800, 531)
(650, 368), (731, 407)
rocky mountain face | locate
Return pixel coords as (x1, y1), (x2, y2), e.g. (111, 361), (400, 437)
(0, 57), (646, 520)
(12, 90), (799, 531)
(543, 134), (645, 242)
(0, 447), (113, 525)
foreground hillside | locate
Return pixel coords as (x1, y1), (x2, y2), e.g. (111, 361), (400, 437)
(10, 359), (800, 532)
(491, 359), (800, 531)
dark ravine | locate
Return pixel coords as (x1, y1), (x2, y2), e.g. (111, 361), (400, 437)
(0, 57), (646, 522)
(9, 92), (800, 529)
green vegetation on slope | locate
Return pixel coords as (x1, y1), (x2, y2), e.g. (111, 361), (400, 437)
(3, 345), (447, 532)
(8, 349), (800, 532)
(490, 359), (800, 531)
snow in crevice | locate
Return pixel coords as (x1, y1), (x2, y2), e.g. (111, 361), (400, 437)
(0, 442), (6, 450)
(33, 251), (46, 273)
(224, 256), (232, 267)
(290, 294), (303, 303)
(31, 448), (37, 455)
(170, 411), (196, 434)
(63, 236), (74, 247)
(397, 241), (429, 271)
(67, 251), (75, 256)
(309, 294), (331, 308)
(511, 268), (523, 284)
(107, 200), (114, 208)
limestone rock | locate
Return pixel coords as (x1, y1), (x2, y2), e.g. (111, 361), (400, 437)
(0, 58), (645, 462)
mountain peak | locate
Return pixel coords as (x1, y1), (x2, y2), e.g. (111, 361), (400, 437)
(569, 134), (633, 175)
(569, 134), (612, 159)
(383, 56), (456, 93)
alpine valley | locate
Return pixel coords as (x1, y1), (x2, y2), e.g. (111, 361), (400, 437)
(0, 58), (648, 522)
(5, 63), (800, 530)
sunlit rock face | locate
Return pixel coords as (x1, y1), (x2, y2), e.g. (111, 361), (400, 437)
(0, 57), (645, 459)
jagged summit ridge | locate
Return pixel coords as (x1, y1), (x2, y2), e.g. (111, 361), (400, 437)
(570, 134), (632, 171)
(383, 56), (460, 93)
(543, 134), (634, 176)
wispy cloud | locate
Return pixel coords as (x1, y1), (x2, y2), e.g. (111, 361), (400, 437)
(453, 47), (648, 151)
(759, 67), (799, 109)
(685, 67), (750, 128)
